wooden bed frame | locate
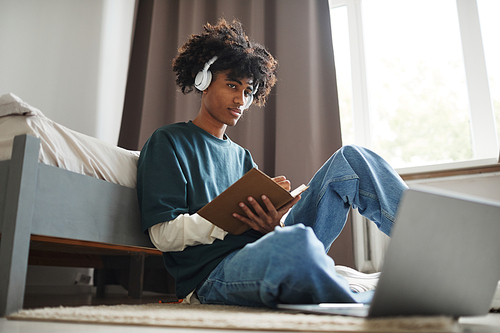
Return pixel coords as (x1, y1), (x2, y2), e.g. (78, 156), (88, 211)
(0, 134), (162, 316)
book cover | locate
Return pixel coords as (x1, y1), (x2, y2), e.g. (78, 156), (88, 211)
(197, 168), (307, 235)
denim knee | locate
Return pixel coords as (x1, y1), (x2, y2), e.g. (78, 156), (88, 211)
(337, 144), (368, 162)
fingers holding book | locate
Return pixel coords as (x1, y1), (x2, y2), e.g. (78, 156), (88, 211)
(233, 194), (301, 234)
(272, 176), (291, 191)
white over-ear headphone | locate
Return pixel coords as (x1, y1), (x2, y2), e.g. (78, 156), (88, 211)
(195, 55), (258, 109)
(195, 56), (218, 91)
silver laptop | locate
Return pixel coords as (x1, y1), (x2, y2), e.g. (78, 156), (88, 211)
(278, 187), (500, 317)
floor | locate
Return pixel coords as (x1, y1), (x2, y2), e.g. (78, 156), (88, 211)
(1, 292), (500, 333)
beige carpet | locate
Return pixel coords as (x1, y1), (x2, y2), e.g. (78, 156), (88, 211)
(8, 302), (458, 332)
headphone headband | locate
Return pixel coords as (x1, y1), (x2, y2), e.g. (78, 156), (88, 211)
(205, 56), (218, 68)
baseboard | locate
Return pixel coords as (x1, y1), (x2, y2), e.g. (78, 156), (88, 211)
(25, 284), (172, 297)
(25, 285), (96, 295)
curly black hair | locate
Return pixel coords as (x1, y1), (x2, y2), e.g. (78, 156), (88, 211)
(172, 19), (278, 107)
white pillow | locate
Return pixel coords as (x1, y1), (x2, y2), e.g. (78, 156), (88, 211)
(0, 93), (45, 118)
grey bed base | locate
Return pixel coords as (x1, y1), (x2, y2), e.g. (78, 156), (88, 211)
(0, 134), (157, 316)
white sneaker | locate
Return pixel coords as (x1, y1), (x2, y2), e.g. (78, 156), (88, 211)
(335, 265), (380, 293)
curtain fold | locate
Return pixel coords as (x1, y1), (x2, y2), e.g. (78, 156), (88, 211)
(119, 0), (352, 266)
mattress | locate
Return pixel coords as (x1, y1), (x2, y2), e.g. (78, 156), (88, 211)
(0, 93), (139, 188)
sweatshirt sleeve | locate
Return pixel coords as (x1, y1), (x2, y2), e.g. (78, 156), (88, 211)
(148, 213), (228, 252)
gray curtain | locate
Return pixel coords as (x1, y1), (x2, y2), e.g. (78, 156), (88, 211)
(118, 0), (353, 265)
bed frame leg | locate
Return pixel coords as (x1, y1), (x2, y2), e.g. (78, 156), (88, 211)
(128, 252), (145, 298)
(0, 135), (40, 317)
(94, 268), (107, 299)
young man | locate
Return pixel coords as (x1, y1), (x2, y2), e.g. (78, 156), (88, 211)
(137, 19), (408, 307)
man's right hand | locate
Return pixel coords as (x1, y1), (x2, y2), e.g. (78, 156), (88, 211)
(232, 193), (301, 234)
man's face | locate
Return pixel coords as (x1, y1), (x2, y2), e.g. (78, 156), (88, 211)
(201, 70), (255, 127)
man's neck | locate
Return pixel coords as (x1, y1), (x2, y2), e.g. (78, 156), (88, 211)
(192, 115), (227, 139)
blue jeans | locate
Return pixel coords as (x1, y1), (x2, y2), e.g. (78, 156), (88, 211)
(196, 145), (408, 307)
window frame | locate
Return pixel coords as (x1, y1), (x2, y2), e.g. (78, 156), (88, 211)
(328, 0), (499, 175)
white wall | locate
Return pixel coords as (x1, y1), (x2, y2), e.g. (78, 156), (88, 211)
(0, 0), (135, 290)
(0, 0), (135, 145)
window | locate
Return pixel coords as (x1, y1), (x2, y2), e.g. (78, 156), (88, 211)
(329, 0), (499, 173)
(477, 0), (500, 148)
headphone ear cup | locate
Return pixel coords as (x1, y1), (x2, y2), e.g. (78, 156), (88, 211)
(195, 69), (212, 91)
(195, 56), (218, 91)
(243, 93), (253, 110)
(243, 83), (258, 109)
